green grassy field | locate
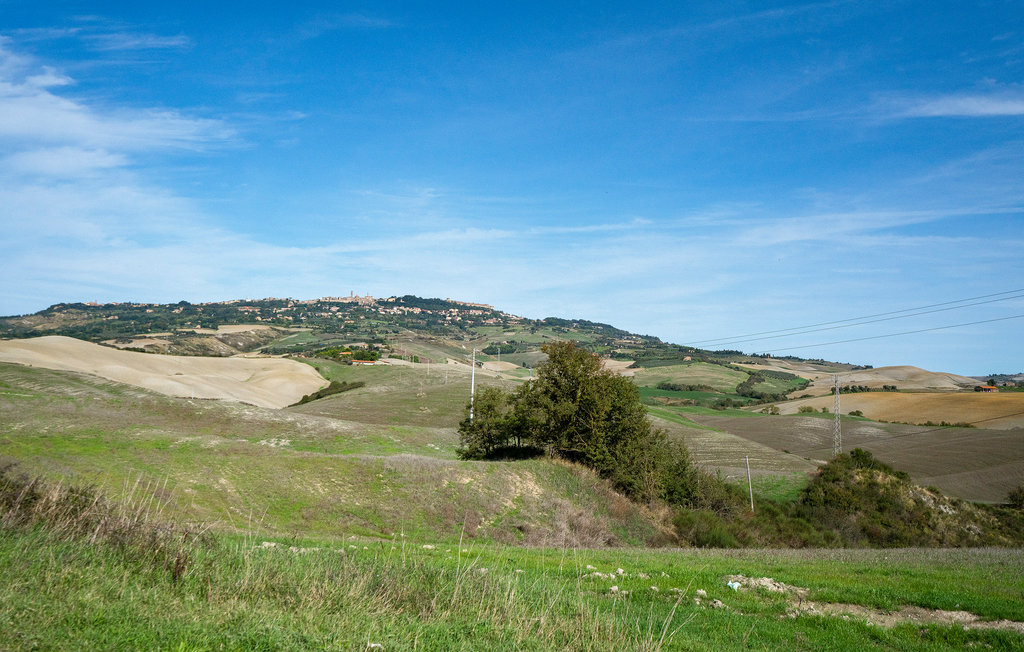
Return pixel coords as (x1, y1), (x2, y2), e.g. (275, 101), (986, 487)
(632, 363), (750, 393)
(292, 358), (515, 428)
(639, 387), (738, 403)
(2, 502), (1022, 651)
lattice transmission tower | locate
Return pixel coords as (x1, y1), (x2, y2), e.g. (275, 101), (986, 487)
(832, 374), (841, 457)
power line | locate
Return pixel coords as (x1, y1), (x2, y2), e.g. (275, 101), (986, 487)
(698, 293), (1024, 348)
(758, 314), (1024, 354)
(687, 288), (1024, 346)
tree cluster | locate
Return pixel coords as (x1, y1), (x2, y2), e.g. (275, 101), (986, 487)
(482, 342), (517, 355)
(830, 384), (897, 394)
(457, 341), (690, 502)
(655, 381), (715, 392)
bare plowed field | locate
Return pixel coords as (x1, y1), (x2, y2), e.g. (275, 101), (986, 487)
(0, 336), (326, 408)
(688, 412), (1024, 502)
(779, 392), (1024, 429)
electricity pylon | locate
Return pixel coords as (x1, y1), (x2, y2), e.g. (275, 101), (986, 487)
(833, 374), (841, 457)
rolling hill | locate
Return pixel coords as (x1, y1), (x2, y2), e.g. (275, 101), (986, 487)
(0, 335), (326, 409)
(1, 295), (1021, 531)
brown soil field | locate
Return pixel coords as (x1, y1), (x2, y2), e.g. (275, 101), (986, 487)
(651, 413), (817, 488)
(779, 391), (1024, 429)
(688, 412), (1024, 502)
(0, 336), (326, 408)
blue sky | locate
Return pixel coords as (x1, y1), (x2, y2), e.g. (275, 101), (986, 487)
(1, 1), (1022, 375)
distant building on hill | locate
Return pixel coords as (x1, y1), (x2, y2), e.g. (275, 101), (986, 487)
(446, 298), (493, 310)
(320, 291), (375, 306)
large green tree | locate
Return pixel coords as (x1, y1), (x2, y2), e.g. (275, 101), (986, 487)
(457, 340), (671, 501)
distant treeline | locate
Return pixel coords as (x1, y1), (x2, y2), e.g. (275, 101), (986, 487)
(655, 381), (716, 392)
(831, 385), (898, 394)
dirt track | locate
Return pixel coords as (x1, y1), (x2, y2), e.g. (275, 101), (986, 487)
(0, 335), (326, 408)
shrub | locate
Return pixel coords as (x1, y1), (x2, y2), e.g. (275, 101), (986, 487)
(797, 406), (816, 414)
(672, 509), (739, 548)
(1008, 485), (1024, 510)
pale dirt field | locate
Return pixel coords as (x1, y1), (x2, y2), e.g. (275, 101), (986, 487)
(600, 359), (636, 376)
(481, 360), (521, 372)
(744, 362), (981, 397)
(778, 391), (1024, 429)
(0, 336), (327, 409)
(832, 365), (977, 389)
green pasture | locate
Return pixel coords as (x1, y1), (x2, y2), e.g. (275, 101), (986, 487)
(750, 373), (809, 395)
(2, 516), (1021, 651)
(632, 362), (750, 393)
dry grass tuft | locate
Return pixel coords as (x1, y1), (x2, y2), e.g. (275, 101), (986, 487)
(0, 464), (211, 583)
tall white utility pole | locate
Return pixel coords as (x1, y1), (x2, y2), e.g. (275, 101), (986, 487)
(745, 456), (754, 512)
(469, 348), (476, 424)
(833, 374), (841, 457)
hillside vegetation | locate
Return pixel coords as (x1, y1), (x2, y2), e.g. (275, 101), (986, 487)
(2, 356), (1021, 551)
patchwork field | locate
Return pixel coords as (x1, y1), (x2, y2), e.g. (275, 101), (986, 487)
(3, 334), (1019, 505)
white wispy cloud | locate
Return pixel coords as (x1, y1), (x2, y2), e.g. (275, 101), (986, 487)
(83, 32), (191, 51)
(0, 42), (232, 155)
(24, 66), (73, 88)
(527, 218), (652, 235)
(283, 12), (395, 45)
(901, 94), (1024, 117)
(2, 147), (127, 177)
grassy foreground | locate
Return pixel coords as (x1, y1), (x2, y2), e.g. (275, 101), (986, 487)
(2, 472), (1023, 651)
